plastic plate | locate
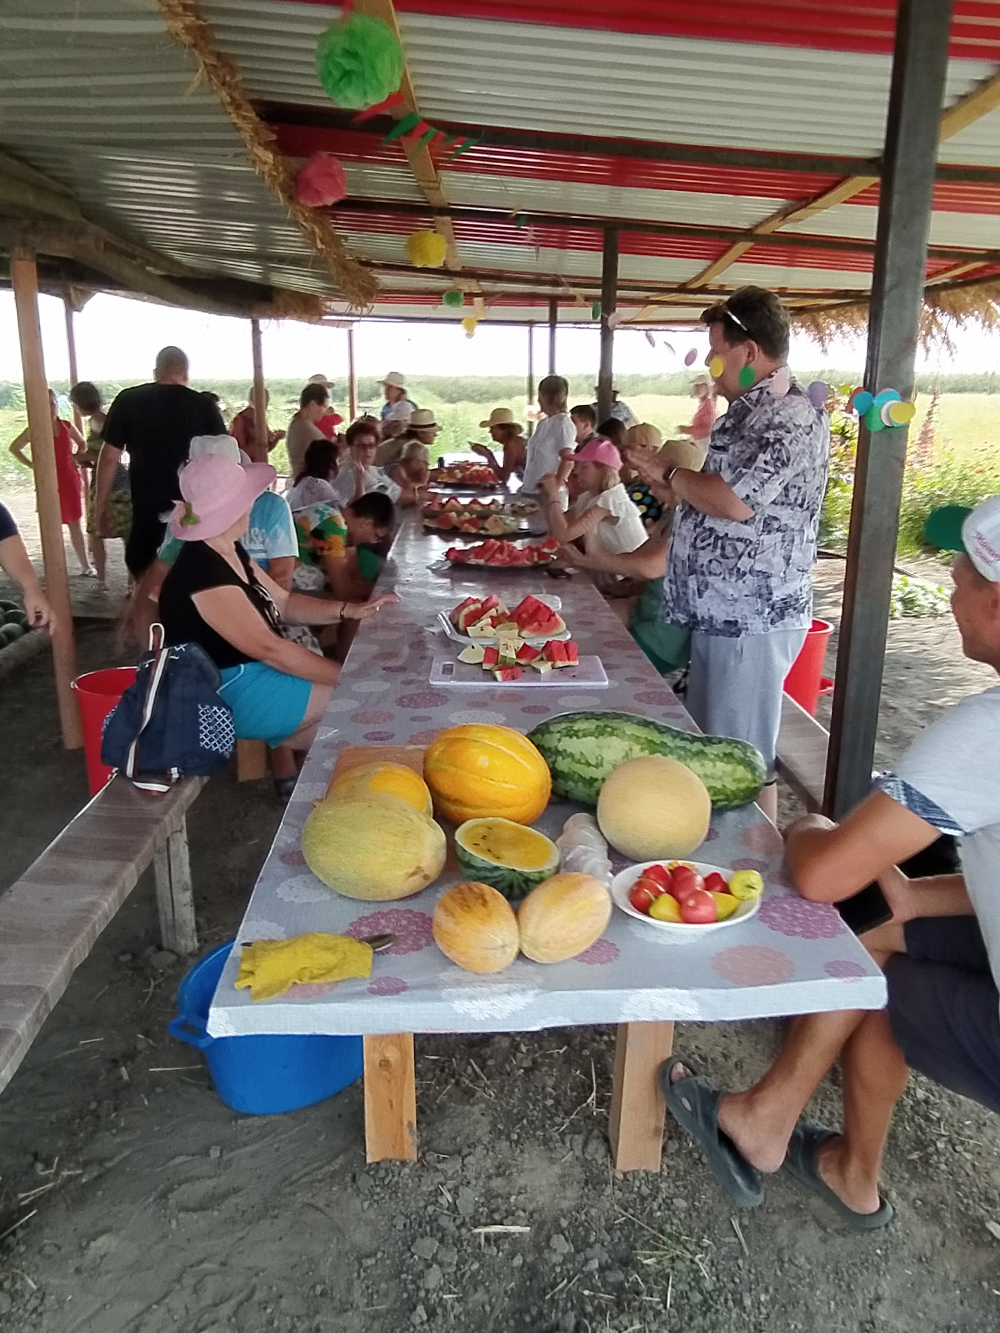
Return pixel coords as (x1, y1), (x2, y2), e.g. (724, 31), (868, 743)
(610, 860), (761, 943)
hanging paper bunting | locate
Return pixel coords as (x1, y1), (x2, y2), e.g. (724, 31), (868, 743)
(384, 111), (422, 141)
(352, 90), (406, 123)
(684, 348), (698, 367)
(806, 381), (830, 409)
(852, 390), (874, 416)
(645, 330), (656, 347)
(885, 400), (915, 426)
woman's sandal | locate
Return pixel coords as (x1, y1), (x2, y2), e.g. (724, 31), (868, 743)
(783, 1122), (894, 1230)
(273, 777), (298, 803)
(660, 1056), (764, 1209)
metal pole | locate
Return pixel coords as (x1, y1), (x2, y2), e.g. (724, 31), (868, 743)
(63, 297), (83, 430)
(526, 323), (535, 438)
(597, 226), (619, 423)
(824, 0), (955, 818)
(12, 252), (82, 749)
(347, 324), (358, 421)
(547, 296), (558, 375)
(249, 318), (268, 464)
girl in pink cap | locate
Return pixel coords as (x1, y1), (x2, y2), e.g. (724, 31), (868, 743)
(537, 436), (647, 566)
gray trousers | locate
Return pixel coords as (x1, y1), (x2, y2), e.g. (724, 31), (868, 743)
(685, 626), (808, 777)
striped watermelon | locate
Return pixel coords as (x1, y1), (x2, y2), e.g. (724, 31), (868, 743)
(526, 712), (766, 810)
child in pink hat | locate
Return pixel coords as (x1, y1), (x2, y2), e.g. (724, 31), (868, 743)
(537, 436), (647, 572)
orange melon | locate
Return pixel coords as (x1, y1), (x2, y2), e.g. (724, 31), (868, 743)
(423, 724), (551, 825)
(432, 881), (520, 974)
(517, 872), (612, 964)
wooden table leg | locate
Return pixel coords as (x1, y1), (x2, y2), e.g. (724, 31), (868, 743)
(608, 1021), (675, 1173)
(363, 1033), (417, 1163)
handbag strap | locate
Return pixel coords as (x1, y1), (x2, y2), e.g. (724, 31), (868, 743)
(124, 623), (179, 794)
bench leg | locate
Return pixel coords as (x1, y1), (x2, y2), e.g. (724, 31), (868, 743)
(153, 821), (198, 956)
(608, 1021), (675, 1173)
(363, 1033), (417, 1163)
(237, 738), (269, 782)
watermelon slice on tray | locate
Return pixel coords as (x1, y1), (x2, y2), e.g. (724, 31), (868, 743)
(445, 537), (560, 568)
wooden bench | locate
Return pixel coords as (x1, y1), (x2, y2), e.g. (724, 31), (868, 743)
(0, 774), (204, 1097)
(776, 692), (830, 813)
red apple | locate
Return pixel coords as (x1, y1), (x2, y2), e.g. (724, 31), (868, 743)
(680, 888), (718, 925)
(643, 864), (674, 893)
(628, 877), (666, 915)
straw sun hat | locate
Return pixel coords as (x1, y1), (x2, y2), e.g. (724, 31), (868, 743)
(480, 407), (519, 429)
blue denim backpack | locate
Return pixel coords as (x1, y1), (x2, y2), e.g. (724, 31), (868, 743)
(101, 625), (235, 793)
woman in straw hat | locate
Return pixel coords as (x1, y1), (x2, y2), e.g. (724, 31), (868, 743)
(472, 407), (526, 483)
(678, 372), (718, 450)
(158, 453), (396, 757)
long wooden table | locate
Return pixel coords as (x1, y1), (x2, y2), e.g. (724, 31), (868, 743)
(208, 509), (885, 1170)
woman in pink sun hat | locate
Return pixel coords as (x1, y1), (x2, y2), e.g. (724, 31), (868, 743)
(158, 454), (396, 756)
(537, 436), (647, 574)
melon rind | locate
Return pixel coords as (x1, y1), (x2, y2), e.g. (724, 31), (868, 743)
(454, 818), (560, 902)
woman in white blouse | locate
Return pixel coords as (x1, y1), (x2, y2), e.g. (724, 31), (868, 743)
(520, 374), (576, 495)
(538, 436), (647, 559)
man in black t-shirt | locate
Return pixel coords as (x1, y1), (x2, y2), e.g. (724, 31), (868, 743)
(96, 346), (225, 575)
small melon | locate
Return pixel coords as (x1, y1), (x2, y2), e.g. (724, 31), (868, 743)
(454, 817), (559, 902)
(432, 881), (520, 974)
(328, 761), (433, 817)
(517, 872), (612, 964)
(596, 755), (710, 861)
(301, 792), (446, 900)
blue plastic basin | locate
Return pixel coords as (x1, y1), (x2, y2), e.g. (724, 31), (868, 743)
(168, 941), (363, 1115)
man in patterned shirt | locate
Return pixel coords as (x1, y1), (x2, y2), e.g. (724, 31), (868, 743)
(661, 496), (1000, 1229)
(651, 286), (829, 822)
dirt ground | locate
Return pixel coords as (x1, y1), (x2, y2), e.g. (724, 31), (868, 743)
(1, 552), (1000, 1332)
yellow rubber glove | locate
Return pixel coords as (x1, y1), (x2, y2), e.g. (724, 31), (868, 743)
(235, 934), (373, 1002)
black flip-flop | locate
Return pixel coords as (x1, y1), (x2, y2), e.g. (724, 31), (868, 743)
(784, 1122), (894, 1230)
(660, 1056), (764, 1209)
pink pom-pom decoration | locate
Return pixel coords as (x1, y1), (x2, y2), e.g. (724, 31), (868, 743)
(295, 153), (348, 208)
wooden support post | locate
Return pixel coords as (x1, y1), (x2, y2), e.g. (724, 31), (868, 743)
(11, 251), (82, 750)
(547, 295), (558, 375)
(236, 737), (269, 782)
(526, 322), (535, 437)
(597, 226), (620, 424)
(249, 318), (268, 464)
(363, 1033), (417, 1162)
(63, 297), (82, 430)
(152, 822), (198, 955)
(347, 324), (358, 421)
(608, 1021), (674, 1172)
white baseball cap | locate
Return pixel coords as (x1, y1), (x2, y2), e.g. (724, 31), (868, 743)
(925, 495), (1000, 582)
(382, 371), (407, 390)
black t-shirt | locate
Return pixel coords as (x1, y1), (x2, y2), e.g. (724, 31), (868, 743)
(102, 383), (225, 528)
(0, 501), (18, 543)
(159, 541), (282, 669)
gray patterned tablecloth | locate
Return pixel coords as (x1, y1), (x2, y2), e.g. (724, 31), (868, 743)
(209, 513), (885, 1037)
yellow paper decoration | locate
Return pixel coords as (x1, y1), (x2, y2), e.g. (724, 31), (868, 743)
(887, 400), (916, 425)
(406, 229), (448, 268)
(708, 355), (725, 379)
(462, 316), (478, 338)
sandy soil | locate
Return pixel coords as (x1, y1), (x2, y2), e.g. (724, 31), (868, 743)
(1, 561), (1000, 1333)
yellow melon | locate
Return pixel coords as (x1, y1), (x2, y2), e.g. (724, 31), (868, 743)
(328, 761), (433, 817)
(423, 724), (551, 825)
(301, 792), (446, 900)
(596, 755), (711, 861)
(517, 873), (612, 964)
(432, 881), (520, 974)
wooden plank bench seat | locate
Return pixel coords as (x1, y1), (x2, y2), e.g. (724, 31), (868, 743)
(776, 692), (830, 813)
(0, 774), (204, 1097)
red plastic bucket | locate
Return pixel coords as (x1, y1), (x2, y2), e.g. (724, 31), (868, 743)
(71, 667), (137, 795)
(783, 619), (834, 716)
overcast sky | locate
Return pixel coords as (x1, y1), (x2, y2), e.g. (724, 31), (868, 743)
(1, 290), (996, 388)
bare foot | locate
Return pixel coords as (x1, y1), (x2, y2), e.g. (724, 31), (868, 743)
(813, 1134), (883, 1216)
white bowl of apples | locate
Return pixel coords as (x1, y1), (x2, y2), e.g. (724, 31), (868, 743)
(610, 860), (763, 942)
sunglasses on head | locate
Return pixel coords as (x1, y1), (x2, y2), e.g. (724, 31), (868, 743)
(721, 305), (749, 334)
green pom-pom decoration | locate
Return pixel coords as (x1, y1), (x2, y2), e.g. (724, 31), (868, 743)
(442, 288), (465, 309)
(316, 15), (404, 111)
(591, 301), (601, 320)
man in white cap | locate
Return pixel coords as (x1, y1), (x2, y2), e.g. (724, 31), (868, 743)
(660, 494), (1000, 1229)
(380, 372), (417, 421)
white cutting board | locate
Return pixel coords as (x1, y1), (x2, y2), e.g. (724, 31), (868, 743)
(429, 654), (609, 688)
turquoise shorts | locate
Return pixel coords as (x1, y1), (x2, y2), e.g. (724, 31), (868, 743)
(218, 662), (312, 747)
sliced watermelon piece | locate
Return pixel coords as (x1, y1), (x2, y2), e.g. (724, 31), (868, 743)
(451, 596), (479, 625)
(562, 640), (579, 666)
(454, 599), (485, 631)
(492, 665), (521, 682)
(515, 642), (541, 664)
(543, 640), (567, 664)
(479, 594), (501, 613)
(482, 646), (499, 669)
(530, 658), (554, 675)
